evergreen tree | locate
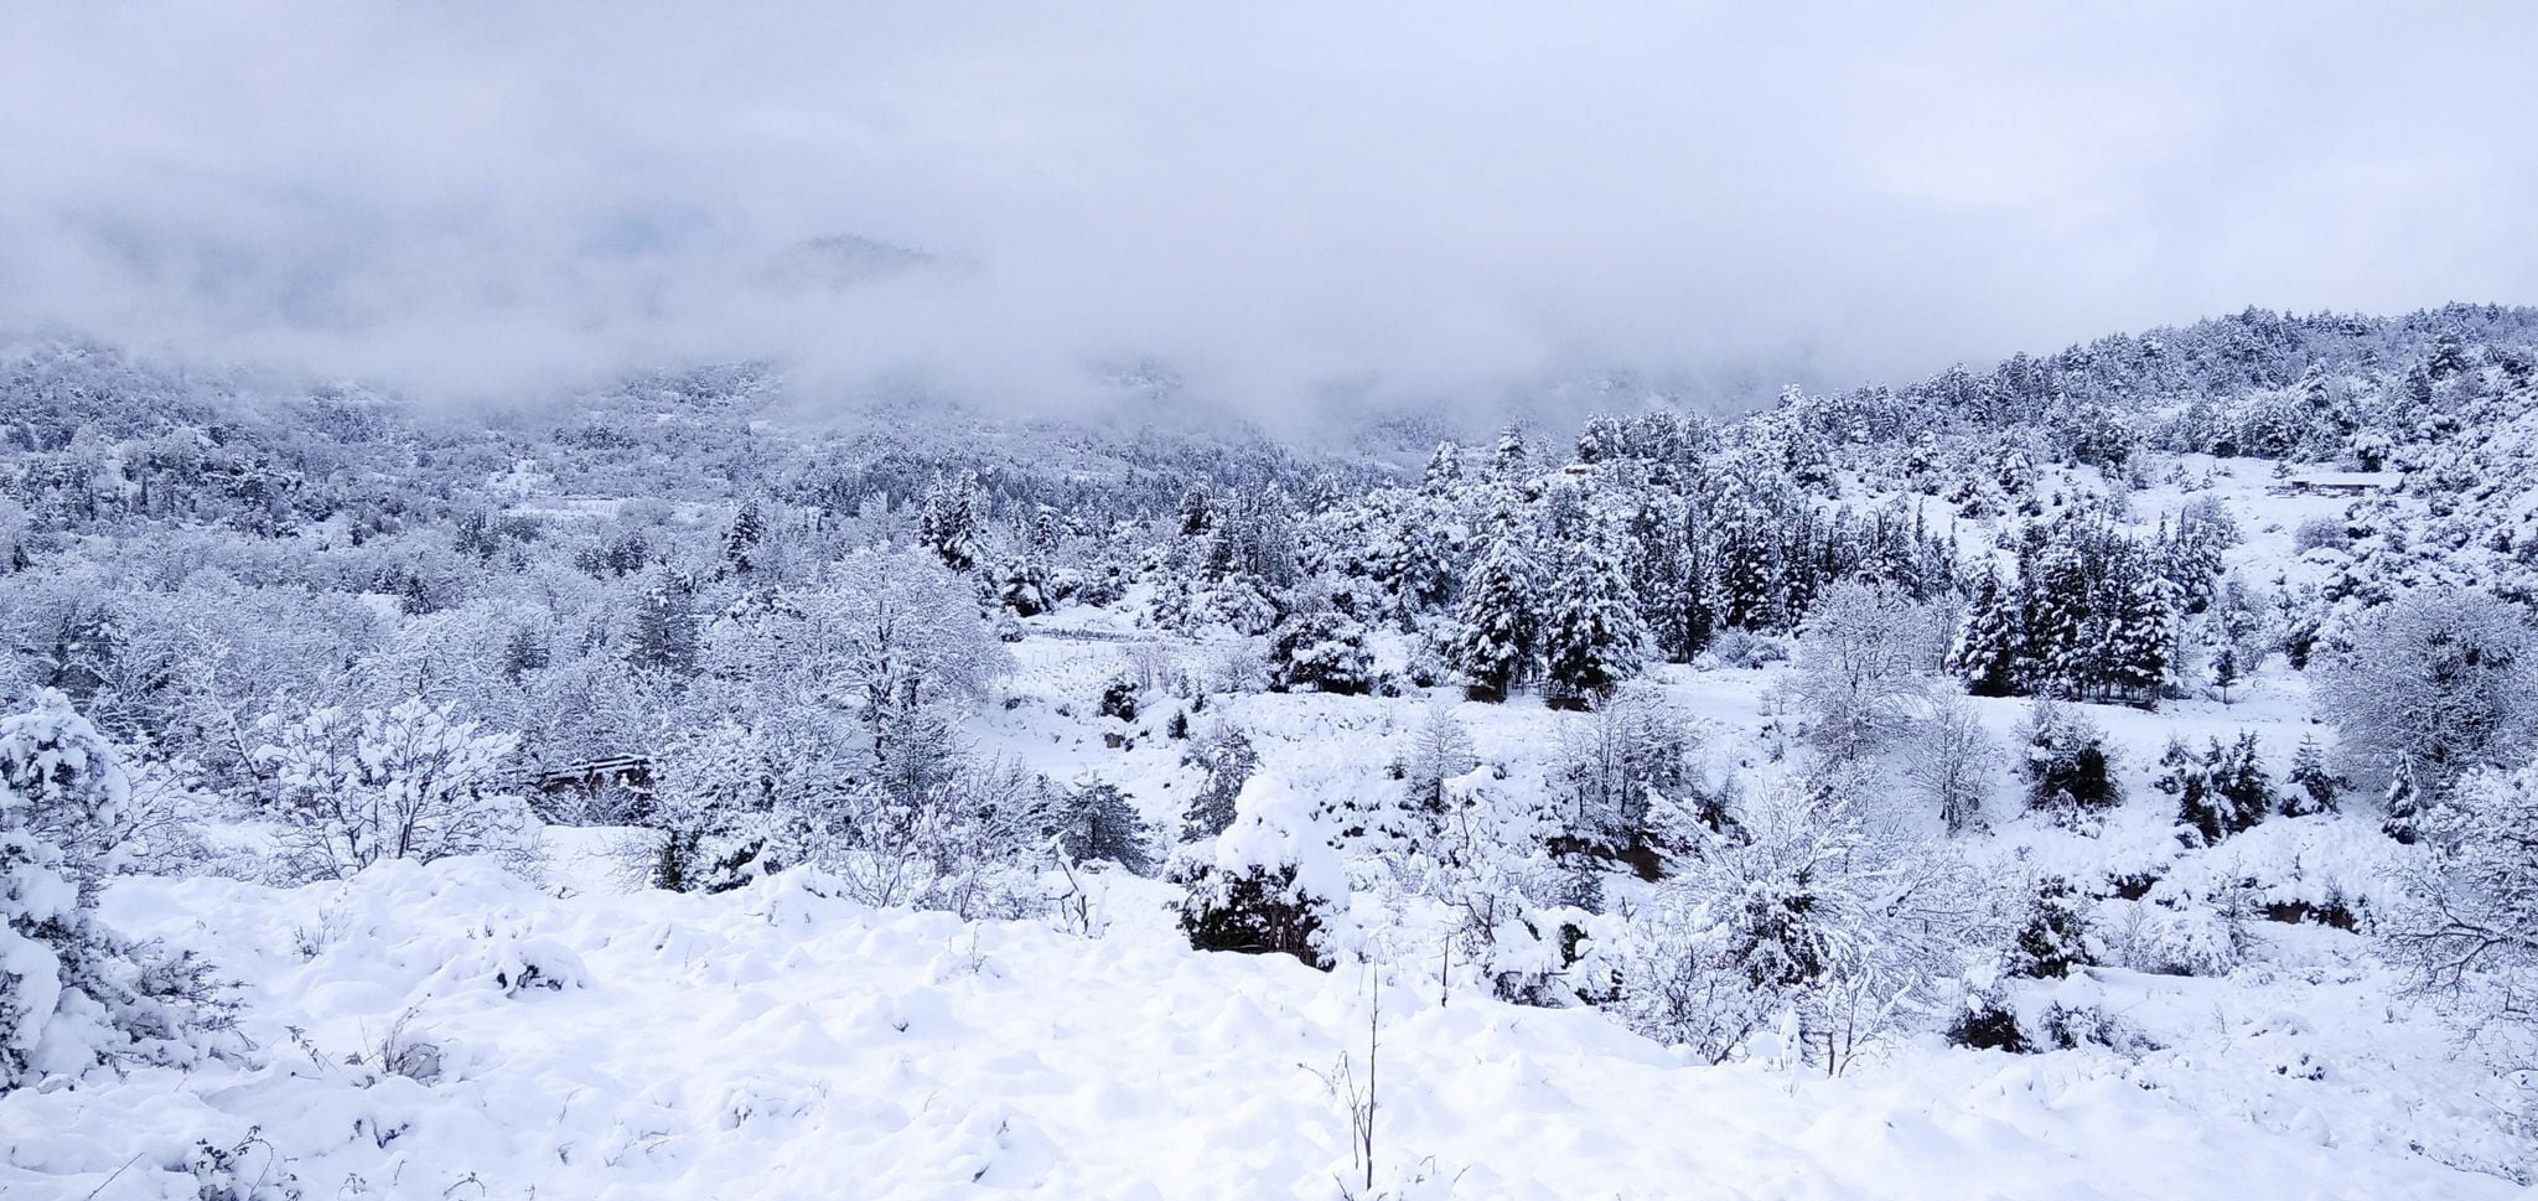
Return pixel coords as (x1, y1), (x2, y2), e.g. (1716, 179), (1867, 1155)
(1421, 441), (1464, 494)
(2207, 731), (2273, 837)
(918, 471), (983, 573)
(1539, 537), (1651, 706)
(1053, 781), (1155, 876)
(627, 573), (700, 677)
(1487, 426), (1532, 482)
(2009, 876), (2092, 979)
(2282, 735), (2345, 816)
(1951, 568), (2024, 697)
(2153, 735), (2214, 839)
(2018, 699), (2119, 819)
(1267, 607), (1376, 696)
(1180, 726), (1258, 841)
(722, 500), (766, 577)
(2103, 561), (2176, 708)
(1447, 516), (1543, 701)
(2382, 762), (2426, 844)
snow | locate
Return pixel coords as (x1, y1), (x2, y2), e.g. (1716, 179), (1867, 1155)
(0, 835), (2508, 1199)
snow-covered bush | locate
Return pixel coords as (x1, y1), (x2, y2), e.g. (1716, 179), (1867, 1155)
(2113, 900), (2242, 978)
(2292, 515), (2351, 555)
(1267, 606), (1377, 695)
(1174, 776), (1352, 970)
(1, 691), (227, 1089)
(255, 698), (538, 882)
(2016, 698), (2119, 824)
(1617, 777), (1978, 1074)
(1706, 628), (1788, 670)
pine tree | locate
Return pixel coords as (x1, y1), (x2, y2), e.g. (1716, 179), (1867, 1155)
(627, 573), (700, 677)
(1180, 727), (1258, 841)
(2103, 562), (2176, 709)
(1539, 538), (1651, 706)
(1447, 517), (1543, 701)
(2282, 735), (2345, 816)
(2382, 762), (2426, 844)
(2204, 732), (2273, 842)
(1487, 426), (1532, 482)
(2009, 876), (2091, 979)
(1054, 781), (1155, 876)
(2019, 699), (2118, 819)
(1951, 568), (2024, 697)
(2153, 735), (2216, 841)
(722, 500), (766, 577)
(1421, 441), (1463, 494)
(919, 471), (982, 573)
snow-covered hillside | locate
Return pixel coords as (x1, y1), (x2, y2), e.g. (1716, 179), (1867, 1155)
(10, 311), (2538, 1197)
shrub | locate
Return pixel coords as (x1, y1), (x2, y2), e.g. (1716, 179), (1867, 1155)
(1268, 608), (1377, 695)
(0, 691), (229, 1088)
(255, 698), (538, 882)
(1174, 776), (1350, 970)
(2017, 698), (2120, 821)
(1097, 678), (1141, 722)
(2290, 516), (2350, 555)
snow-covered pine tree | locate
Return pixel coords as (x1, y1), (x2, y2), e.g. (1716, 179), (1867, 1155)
(1539, 536), (1651, 708)
(918, 470), (983, 573)
(2283, 734), (2346, 816)
(2152, 735), (2212, 841)
(2017, 698), (2119, 821)
(1052, 781), (1155, 876)
(2210, 731), (2274, 836)
(1951, 568), (2024, 697)
(1421, 441), (1464, 494)
(1179, 726), (1258, 841)
(721, 500), (765, 578)
(1267, 604), (1377, 696)
(2383, 762), (2427, 844)
(2102, 558), (2176, 709)
(2009, 875), (2092, 979)
(1486, 425), (1531, 482)
(2180, 732), (2271, 845)
(1, 691), (224, 1089)
(1446, 512), (1544, 701)
(627, 571), (700, 678)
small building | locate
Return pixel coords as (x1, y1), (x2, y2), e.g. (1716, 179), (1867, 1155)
(2266, 471), (2400, 498)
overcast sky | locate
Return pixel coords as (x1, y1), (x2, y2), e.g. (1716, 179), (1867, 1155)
(3, 2), (2533, 419)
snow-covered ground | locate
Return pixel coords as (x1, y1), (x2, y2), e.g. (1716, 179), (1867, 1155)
(0, 832), (2514, 1200)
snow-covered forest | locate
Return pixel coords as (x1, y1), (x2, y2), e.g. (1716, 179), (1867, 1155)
(10, 303), (2538, 1196)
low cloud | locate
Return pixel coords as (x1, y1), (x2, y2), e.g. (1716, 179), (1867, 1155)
(4, 2), (2532, 422)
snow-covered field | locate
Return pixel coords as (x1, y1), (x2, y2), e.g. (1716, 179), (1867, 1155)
(0, 830), (2515, 1200)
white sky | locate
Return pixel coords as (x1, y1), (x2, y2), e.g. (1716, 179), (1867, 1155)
(3, 2), (2532, 417)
